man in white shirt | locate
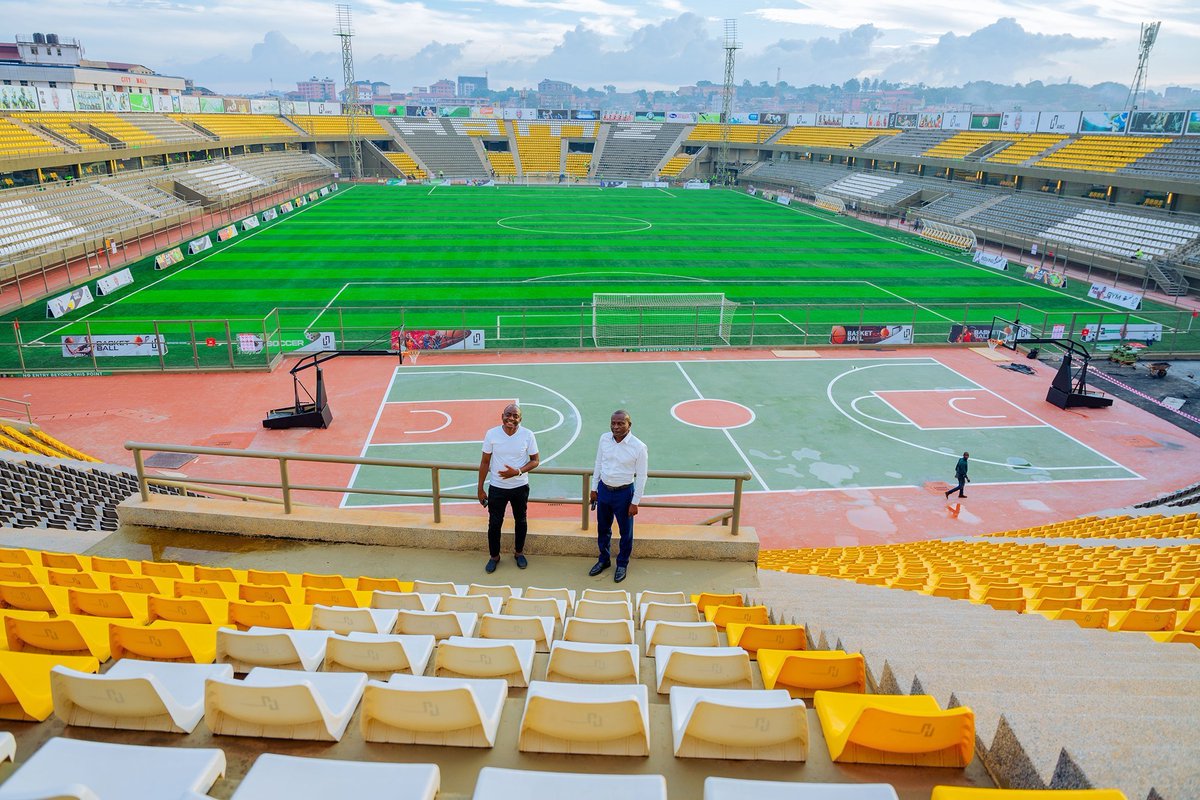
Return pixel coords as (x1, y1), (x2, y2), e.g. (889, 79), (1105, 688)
(589, 409), (648, 583)
(477, 404), (540, 574)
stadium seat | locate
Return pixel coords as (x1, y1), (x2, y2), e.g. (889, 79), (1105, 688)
(519, 680), (651, 756)
(1107, 609), (1175, 632)
(436, 593), (503, 615)
(357, 576), (412, 593)
(545, 641), (640, 684)
(40, 552), (88, 571)
(109, 620), (227, 663)
(175, 579), (239, 601)
(68, 588), (150, 623)
(47, 568), (106, 590)
(371, 590), (433, 611)
(814, 691), (975, 766)
(0, 650), (100, 721)
(503, 595), (567, 625)
(473, 767), (667, 800)
(655, 645), (753, 692)
(0, 564), (45, 584)
(0, 731), (10, 763)
(574, 598), (634, 620)
(4, 613), (112, 660)
(50, 659), (233, 733)
(640, 601), (702, 626)
(216, 627), (332, 672)
(476, 613), (555, 652)
(692, 592), (744, 613)
(228, 600), (313, 630)
(309, 604), (398, 635)
(670, 686), (808, 761)
(0, 582), (71, 615)
(725, 623), (807, 657)
(412, 580), (460, 595)
(300, 572), (349, 590)
(89, 556), (137, 575)
(637, 590), (689, 607)
(194, 566), (244, 583)
(705, 604), (770, 628)
(204, 666), (367, 741)
(524, 586), (576, 613)
(581, 588), (631, 603)
(323, 632), (435, 679)
(704, 777), (899, 799)
(434, 636), (536, 686)
(304, 587), (372, 608)
(109, 574), (173, 595)
(757, 649), (867, 698)
(393, 609), (478, 639)
(1044, 608), (1109, 629)
(361, 674), (507, 747)
(930, 788), (1127, 799)
(644, 620), (720, 657)
(563, 617), (635, 645)
(466, 583), (518, 600)
(142, 561), (193, 580)
(0, 737), (225, 800)
(238, 584), (305, 604)
(231, 753), (439, 800)
(147, 594), (231, 625)
(246, 569), (298, 588)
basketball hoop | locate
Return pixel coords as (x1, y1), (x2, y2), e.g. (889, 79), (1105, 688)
(404, 349), (419, 365)
(987, 338), (1002, 351)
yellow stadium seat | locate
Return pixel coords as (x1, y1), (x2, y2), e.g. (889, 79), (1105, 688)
(931, 787), (1127, 800)
(545, 641), (640, 684)
(725, 623), (806, 657)
(304, 587), (371, 608)
(238, 583), (305, 604)
(655, 646), (753, 693)
(141, 561), (193, 580)
(1146, 630), (1200, 646)
(109, 620), (227, 663)
(193, 565), (244, 583)
(0, 548), (36, 566)
(205, 666), (367, 741)
(5, 614), (112, 660)
(0, 564), (46, 584)
(89, 556), (137, 575)
(519, 680), (650, 756)
(1107, 609), (1175, 632)
(47, 568), (106, 590)
(434, 636), (536, 686)
(357, 576), (413, 593)
(323, 632), (435, 679)
(41, 552), (88, 571)
(175, 579), (238, 601)
(0, 650), (100, 721)
(758, 649), (867, 699)
(670, 686), (807, 761)
(68, 588), (150, 623)
(637, 590), (689, 607)
(814, 691), (975, 766)
(109, 574), (173, 595)
(1045, 608), (1110, 629)
(362, 673), (508, 747)
(0, 582), (70, 615)
(246, 569), (297, 587)
(692, 592), (743, 613)
(704, 604), (770, 628)
(147, 594), (231, 626)
(228, 600), (313, 630)
(300, 572), (348, 590)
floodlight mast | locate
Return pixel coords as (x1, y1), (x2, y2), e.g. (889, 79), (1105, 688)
(1123, 21), (1161, 121)
(717, 19), (740, 186)
(335, 4), (363, 179)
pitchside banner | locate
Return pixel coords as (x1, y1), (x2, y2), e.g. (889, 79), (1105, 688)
(216, 225), (238, 242)
(1024, 265), (1067, 288)
(1088, 282), (1143, 310)
(1077, 323), (1163, 343)
(262, 208), (279, 221)
(280, 202), (294, 214)
(972, 251), (1008, 271)
(188, 235), (213, 255)
(61, 334), (166, 358)
(829, 324), (914, 345)
(947, 324), (995, 344)
(241, 215), (260, 231)
(46, 286), (95, 319)
(154, 247), (184, 270)
(391, 329), (484, 351)
(95, 268), (134, 296)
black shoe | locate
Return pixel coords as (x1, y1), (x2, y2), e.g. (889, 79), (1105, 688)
(959, 495), (967, 498)
(614, 566), (627, 583)
(588, 560), (611, 577)
(515, 554), (528, 569)
(485, 557), (499, 574)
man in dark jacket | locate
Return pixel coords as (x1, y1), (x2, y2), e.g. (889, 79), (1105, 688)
(945, 452), (970, 499)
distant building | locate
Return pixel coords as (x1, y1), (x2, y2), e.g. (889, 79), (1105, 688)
(429, 79), (455, 97)
(457, 75), (488, 97)
(297, 77), (336, 102)
(537, 78), (573, 108)
(0, 32), (185, 103)
(370, 81), (391, 99)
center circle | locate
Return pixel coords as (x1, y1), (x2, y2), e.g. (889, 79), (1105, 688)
(496, 213), (652, 235)
(671, 399), (755, 430)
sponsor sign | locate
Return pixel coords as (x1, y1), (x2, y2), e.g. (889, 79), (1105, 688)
(290, 331), (336, 354)
(972, 251), (1008, 271)
(330, 183), (338, 191)
(279, 100), (309, 116)
(641, 181), (668, 188)
(250, 99), (280, 115)
(0, 86), (38, 110)
(61, 334), (166, 358)
(154, 247), (184, 270)
(829, 324), (913, 346)
(102, 92), (131, 112)
(665, 111), (696, 123)
(216, 225), (238, 242)
(188, 235), (213, 255)
(36, 87), (75, 112)
(385, 178), (407, 186)
(760, 112), (787, 125)
(198, 97), (224, 113)
(237, 333), (264, 354)
(572, 109), (599, 120)
(262, 207), (279, 221)
(319, 187), (329, 196)
(599, 180), (628, 188)
(178, 96), (201, 113)
(684, 180), (711, 190)
(917, 113), (943, 129)
(1188, 111), (1200, 136)
(279, 202), (294, 213)
(311, 102), (341, 115)
(95, 268), (134, 296)
(74, 89), (104, 112)
(947, 324), (994, 344)
(941, 112), (969, 131)
(128, 93), (153, 112)
(1036, 111), (1079, 134)
(1051, 324), (1067, 339)
(1024, 265), (1067, 288)
(391, 329), (484, 351)
(789, 113), (816, 126)
(1078, 323), (1162, 343)
(970, 113), (1003, 131)
(775, 195), (792, 206)
(1001, 111), (1040, 132)
(294, 196), (307, 207)
(994, 322), (1033, 347)
(307, 191), (319, 201)
(1128, 111), (1186, 135)
(635, 111), (665, 122)
(536, 109), (569, 120)
(241, 215), (260, 231)
(816, 113), (843, 127)
(843, 113), (868, 128)
(695, 112), (721, 123)
(1080, 111), (1127, 133)
(152, 94), (174, 113)
(864, 113), (893, 128)
(893, 113), (919, 129)
(226, 98), (251, 114)
(46, 286), (95, 319)
(1088, 282), (1142, 310)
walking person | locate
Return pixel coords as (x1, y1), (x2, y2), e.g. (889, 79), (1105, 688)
(477, 404), (539, 573)
(945, 452), (970, 499)
(588, 410), (648, 583)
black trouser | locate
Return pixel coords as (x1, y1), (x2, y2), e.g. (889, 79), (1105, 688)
(946, 477), (966, 497)
(487, 484), (530, 558)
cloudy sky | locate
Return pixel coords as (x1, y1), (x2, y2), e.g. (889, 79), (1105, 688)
(5, 0), (1199, 95)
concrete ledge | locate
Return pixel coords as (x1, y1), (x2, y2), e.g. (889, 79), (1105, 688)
(117, 496), (759, 562)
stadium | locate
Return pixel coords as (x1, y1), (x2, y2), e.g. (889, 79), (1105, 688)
(0, 13), (1199, 800)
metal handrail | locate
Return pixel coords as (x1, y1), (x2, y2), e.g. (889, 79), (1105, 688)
(0, 396), (32, 424)
(126, 441), (752, 535)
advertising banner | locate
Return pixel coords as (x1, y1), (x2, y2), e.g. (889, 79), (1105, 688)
(941, 111), (970, 130)
(36, 87), (75, 112)
(440, 106), (472, 117)
(288, 331), (336, 354)
(279, 100), (309, 116)
(696, 112), (721, 123)
(893, 113), (919, 129)
(61, 334), (166, 358)
(1088, 282), (1142, 310)
(294, 196), (307, 207)
(102, 92), (132, 112)
(319, 186), (329, 196)
(198, 97), (225, 113)
(280, 201), (294, 213)
(236, 333), (264, 354)
(947, 324), (995, 344)
(95, 268), (134, 296)
(227, 98), (251, 113)
(641, 181), (669, 188)
(1036, 111), (1079, 133)
(0, 86), (39, 110)
(1128, 111), (1186, 135)
(599, 180), (628, 188)
(917, 113), (943, 129)
(829, 324), (913, 345)
(262, 207), (278, 221)
(312, 102), (341, 115)
(1188, 111), (1200, 136)
(1024, 265), (1067, 288)
(970, 113), (1003, 130)
(537, 109), (569, 120)
(1078, 322), (1162, 343)
(153, 94), (174, 113)
(154, 247), (184, 270)
(760, 112), (787, 125)
(188, 235), (213, 255)
(775, 195), (792, 205)
(502, 108), (537, 119)
(128, 93), (153, 112)
(46, 286), (95, 319)
(1080, 111), (1127, 133)
(664, 111), (695, 123)
(179, 96), (202, 113)
(972, 251), (1008, 271)
(729, 113), (759, 124)
(74, 89), (104, 111)
(216, 224), (238, 242)
(372, 104), (404, 116)
(789, 113), (816, 126)
(250, 99), (280, 115)
(635, 111), (665, 122)
(602, 111), (633, 122)
(685, 180), (711, 190)
(865, 113), (893, 128)
(472, 106), (499, 118)
(814, 113), (841, 127)
(392, 329), (484, 351)
(307, 191), (319, 201)
(241, 215), (260, 231)
(842, 113), (868, 128)
(1001, 111), (1039, 132)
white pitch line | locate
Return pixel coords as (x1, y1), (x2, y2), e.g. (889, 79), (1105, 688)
(307, 282), (355, 332)
(867, 281), (955, 323)
(673, 361), (770, 491)
(342, 360), (400, 508)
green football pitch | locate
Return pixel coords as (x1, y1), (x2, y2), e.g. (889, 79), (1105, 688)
(2, 183), (1192, 372)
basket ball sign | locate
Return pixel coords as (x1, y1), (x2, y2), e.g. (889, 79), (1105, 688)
(829, 324), (913, 345)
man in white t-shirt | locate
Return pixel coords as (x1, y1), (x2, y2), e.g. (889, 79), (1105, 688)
(477, 403), (540, 574)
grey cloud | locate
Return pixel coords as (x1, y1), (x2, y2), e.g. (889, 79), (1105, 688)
(744, 25), (883, 85)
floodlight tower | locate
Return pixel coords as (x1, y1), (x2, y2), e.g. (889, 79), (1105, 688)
(1123, 21), (1161, 120)
(335, 4), (362, 178)
(717, 19), (740, 185)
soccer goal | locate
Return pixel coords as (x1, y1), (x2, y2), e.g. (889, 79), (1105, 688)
(592, 293), (739, 349)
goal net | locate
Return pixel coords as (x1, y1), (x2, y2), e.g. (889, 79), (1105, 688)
(592, 293), (739, 348)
